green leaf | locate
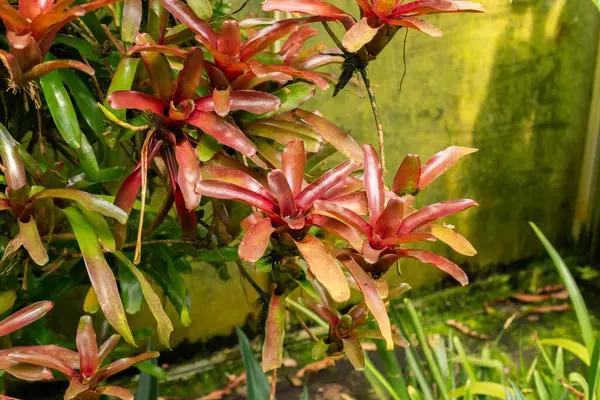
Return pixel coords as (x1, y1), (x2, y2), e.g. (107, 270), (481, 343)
(196, 134), (222, 162)
(592, 0), (600, 12)
(569, 372), (589, 399)
(530, 222), (595, 352)
(59, 69), (107, 143)
(118, 263), (143, 314)
(505, 381), (526, 400)
(236, 327), (270, 400)
(74, 133), (101, 181)
(405, 298), (449, 399)
(134, 359), (168, 380)
(115, 251), (174, 348)
(188, 0), (212, 19)
(53, 35), (103, 63)
(39, 59), (82, 149)
(134, 343), (159, 400)
(539, 338), (590, 365)
(587, 336), (600, 399)
(239, 82), (315, 124)
(533, 370), (550, 400)
(449, 382), (511, 399)
(104, 58), (140, 121)
(63, 206), (134, 345)
(300, 386), (309, 400)
(364, 351), (402, 400)
(79, 207), (116, 252)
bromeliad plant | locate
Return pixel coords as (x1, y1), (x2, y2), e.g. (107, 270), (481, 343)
(0, 0), (485, 397)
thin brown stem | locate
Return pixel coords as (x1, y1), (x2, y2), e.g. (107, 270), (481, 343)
(81, 55), (104, 101)
(289, 308), (318, 342)
(269, 368), (277, 400)
(321, 22), (346, 54)
(236, 261), (268, 304)
(359, 68), (386, 171)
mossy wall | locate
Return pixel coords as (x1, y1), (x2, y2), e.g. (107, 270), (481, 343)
(308, 0), (599, 285)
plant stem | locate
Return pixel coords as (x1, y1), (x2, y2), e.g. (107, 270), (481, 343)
(289, 308), (319, 342)
(359, 67), (386, 171)
(269, 368), (277, 400)
(236, 261), (269, 304)
(321, 22), (346, 54)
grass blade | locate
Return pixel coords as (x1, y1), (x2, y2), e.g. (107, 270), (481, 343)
(529, 222), (594, 352)
(236, 327), (270, 400)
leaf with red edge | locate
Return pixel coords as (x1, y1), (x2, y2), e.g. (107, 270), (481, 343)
(98, 334), (121, 365)
(95, 351), (160, 382)
(196, 180), (279, 214)
(342, 336), (365, 370)
(397, 248), (468, 286)
(201, 163), (274, 202)
(373, 197), (407, 240)
(262, 292), (286, 372)
(108, 90), (167, 115)
(0, 351), (54, 381)
(21, 59), (94, 83)
(398, 198), (478, 234)
(186, 111), (257, 158)
(380, 232), (435, 246)
(239, 218), (274, 263)
(282, 139), (306, 198)
(196, 90), (281, 115)
(217, 20), (241, 61)
(298, 297), (339, 326)
(160, 0), (217, 49)
(295, 109), (363, 161)
(0, 122), (27, 191)
(0, 301), (53, 337)
(323, 176), (363, 199)
(280, 26), (319, 61)
(418, 146), (477, 190)
(296, 159), (361, 210)
(126, 44), (188, 58)
(134, 33), (173, 101)
(294, 233), (350, 303)
(96, 386), (134, 400)
(268, 170), (296, 218)
(64, 380), (89, 400)
(7, 350), (78, 379)
(430, 224), (477, 256)
(340, 256), (392, 349)
(292, 52), (344, 71)
(243, 121), (321, 153)
(362, 145), (384, 226)
(392, 154), (421, 195)
(18, 216), (48, 266)
(265, 64), (330, 90)
(392, 0), (486, 16)
(240, 19), (299, 62)
(76, 315), (98, 380)
(173, 47), (204, 104)
(63, 207), (134, 345)
(175, 136), (201, 211)
(343, 17), (381, 53)
(312, 200), (372, 237)
(32, 189), (128, 224)
(307, 214), (364, 251)
(262, 0), (355, 29)
(10, 345), (79, 369)
(382, 16), (442, 37)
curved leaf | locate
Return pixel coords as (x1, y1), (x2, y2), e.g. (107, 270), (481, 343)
(63, 207), (134, 345)
(18, 216), (48, 266)
(76, 315), (98, 379)
(398, 249), (468, 286)
(419, 146), (477, 190)
(0, 122), (27, 191)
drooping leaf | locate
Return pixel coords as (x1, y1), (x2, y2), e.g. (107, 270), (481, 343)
(262, 292), (286, 372)
(63, 207), (134, 345)
(398, 249), (468, 286)
(115, 251), (174, 348)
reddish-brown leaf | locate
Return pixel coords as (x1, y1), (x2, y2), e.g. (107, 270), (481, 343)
(398, 199), (478, 234)
(282, 139), (306, 198)
(392, 154), (421, 195)
(418, 146), (477, 190)
(76, 315), (98, 379)
(397, 248), (468, 286)
(362, 145), (384, 226)
(239, 218), (274, 263)
(0, 301), (53, 337)
(262, 292), (286, 372)
(108, 90), (167, 115)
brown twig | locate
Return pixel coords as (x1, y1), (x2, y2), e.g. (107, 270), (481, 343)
(321, 22), (347, 54)
(359, 67), (386, 171)
(558, 377), (584, 399)
(236, 261), (268, 304)
(269, 368), (277, 400)
(289, 307), (318, 342)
